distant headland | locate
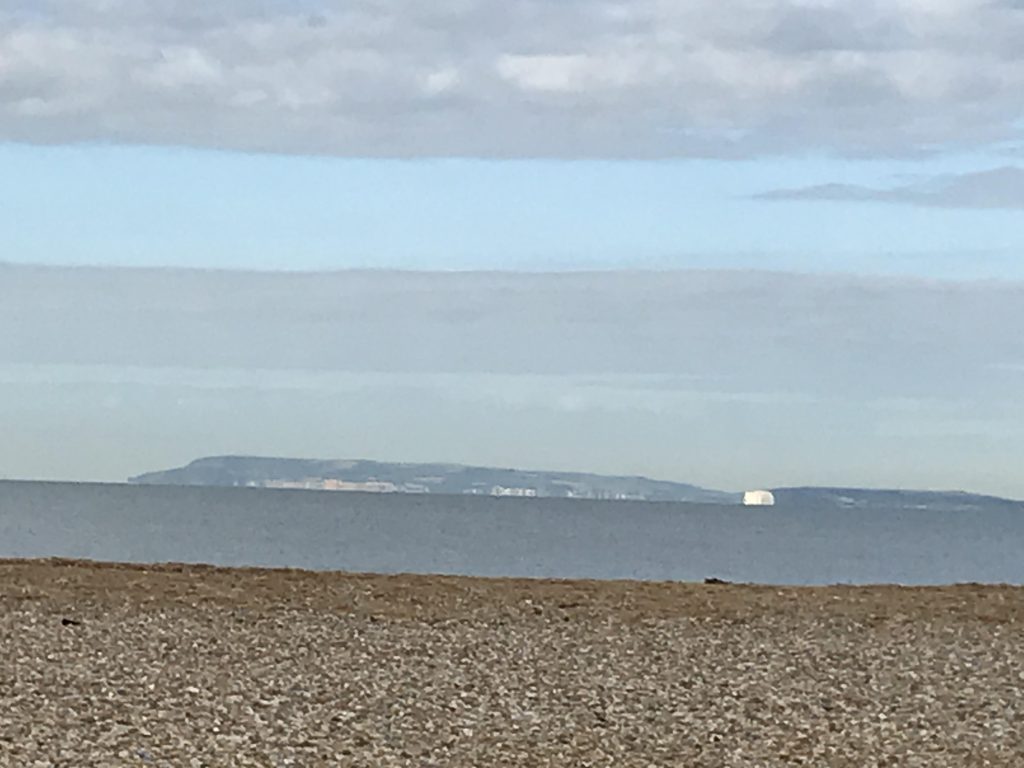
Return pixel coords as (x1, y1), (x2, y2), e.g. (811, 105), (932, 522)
(130, 456), (738, 503)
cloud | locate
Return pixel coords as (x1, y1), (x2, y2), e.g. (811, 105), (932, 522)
(756, 166), (1024, 208)
(1, 0), (1024, 157)
(3, 264), (1023, 404)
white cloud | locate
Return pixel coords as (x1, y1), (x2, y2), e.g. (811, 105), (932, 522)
(133, 47), (224, 90)
(421, 66), (460, 96)
(496, 53), (644, 93)
(2, 0), (1024, 157)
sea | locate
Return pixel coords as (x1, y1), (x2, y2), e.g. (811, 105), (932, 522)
(2, 480), (1023, 585)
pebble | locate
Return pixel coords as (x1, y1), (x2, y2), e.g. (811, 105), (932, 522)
(1, 559), (1022, 766)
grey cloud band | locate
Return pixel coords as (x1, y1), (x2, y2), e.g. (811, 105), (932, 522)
(2, 0), (1023, 158)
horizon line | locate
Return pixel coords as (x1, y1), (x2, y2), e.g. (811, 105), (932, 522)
(4, 259), (1023, 288)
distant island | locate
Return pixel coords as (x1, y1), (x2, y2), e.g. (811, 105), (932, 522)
(130, 456), (738, 503)
(129, 456), (1022, 512)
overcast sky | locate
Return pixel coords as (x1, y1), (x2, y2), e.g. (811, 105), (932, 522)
(3, 0), (1024, 158)
(1, 0), (1023, 494)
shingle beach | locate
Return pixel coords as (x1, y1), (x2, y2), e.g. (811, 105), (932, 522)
(2, 559), (1022, 766)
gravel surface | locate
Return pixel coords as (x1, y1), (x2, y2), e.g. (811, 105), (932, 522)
(2, 559), (1023, 766)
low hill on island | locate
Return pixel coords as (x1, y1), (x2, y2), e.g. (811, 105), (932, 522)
(129, 456), (739, 503)
(771, 487), (1022, 513)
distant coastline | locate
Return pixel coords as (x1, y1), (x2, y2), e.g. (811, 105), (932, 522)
(129, 456), (1023, 511)
(130, 456), (739, 504)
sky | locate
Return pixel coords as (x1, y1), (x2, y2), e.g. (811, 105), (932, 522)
(1, 0), (1023, 495)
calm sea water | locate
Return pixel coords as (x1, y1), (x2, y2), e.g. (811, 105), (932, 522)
(1, 480), (1022, 585)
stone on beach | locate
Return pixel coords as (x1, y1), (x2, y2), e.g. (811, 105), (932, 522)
(1, 559), (1022, 766)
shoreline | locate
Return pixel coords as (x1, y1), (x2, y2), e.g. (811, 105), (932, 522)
(4, 554), (1023, 588)
(3, 558), (1023, 765)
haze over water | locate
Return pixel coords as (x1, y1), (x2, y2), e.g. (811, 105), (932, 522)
(3, 480), (1023, 586)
